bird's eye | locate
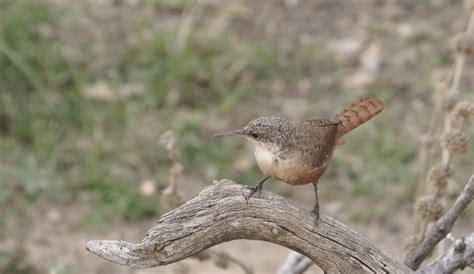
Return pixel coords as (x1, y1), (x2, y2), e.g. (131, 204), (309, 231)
(250, 133), (259, 138)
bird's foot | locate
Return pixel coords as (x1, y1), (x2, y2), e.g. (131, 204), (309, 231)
(245, 184), (262, 204)
(311, 204), (320, 225)
(244, 175), (270, 204)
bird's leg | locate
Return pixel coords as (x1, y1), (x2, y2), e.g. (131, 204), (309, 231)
(312, 182), (320, 224)
(246, 175), (271, 203)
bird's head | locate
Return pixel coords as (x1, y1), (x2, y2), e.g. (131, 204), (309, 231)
(213, 117), (293, 145)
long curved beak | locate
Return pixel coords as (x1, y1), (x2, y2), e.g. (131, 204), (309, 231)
(212, 129), (243, 138)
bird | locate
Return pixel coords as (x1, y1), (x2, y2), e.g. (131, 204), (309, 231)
(213, 97), (385, 222)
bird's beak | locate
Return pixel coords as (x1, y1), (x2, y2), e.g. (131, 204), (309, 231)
(212, 129), (243, 138)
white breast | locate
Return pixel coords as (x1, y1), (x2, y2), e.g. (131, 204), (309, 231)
(254, 144), (314, 184)
(255, 145), (275, 175)
(255, 145), (298, 178)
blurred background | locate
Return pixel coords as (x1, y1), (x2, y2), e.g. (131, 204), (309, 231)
(0, 0), (473, 273)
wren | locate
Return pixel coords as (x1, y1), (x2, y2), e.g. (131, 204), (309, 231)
(213, 97), (385, 223)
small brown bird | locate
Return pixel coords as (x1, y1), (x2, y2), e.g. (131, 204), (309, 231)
(214, 97), (384, 222)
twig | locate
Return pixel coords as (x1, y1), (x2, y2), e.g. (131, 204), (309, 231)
(418, 232), (474, 274)
(444, 11), (474, 131)
(206, 250), (253, 274)
(405, 175), (474, 270)
(174, 0), (205, 53)
(159, 133), (252, 273)
(276, 251), (313, 274)
(159, 131), (184, 209)
(0, 42), (54, 109)
(190, 249), (253, 274)
(86, 179), (412, 273)
(442, 11), (474, 162)
(414, 9), (474, 244)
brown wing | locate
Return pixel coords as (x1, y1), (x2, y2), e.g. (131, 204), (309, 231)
(292, 117), (340, 168)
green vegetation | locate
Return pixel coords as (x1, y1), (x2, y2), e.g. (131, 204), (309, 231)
(0, 0), (449, 230)
(0, 0), (343, 228)
(1, 0), (472, 273)
(2, 0), (469, 235)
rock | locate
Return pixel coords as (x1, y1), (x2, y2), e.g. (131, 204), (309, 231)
(82, 81), (117, 102)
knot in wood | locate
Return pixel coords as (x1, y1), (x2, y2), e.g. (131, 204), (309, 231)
(163, 245), (173, 256)
(454, 238), (466, 253)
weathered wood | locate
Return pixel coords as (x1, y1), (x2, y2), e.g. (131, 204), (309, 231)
(418, 232), (474, 274)
(405, 175), (474, 270)
(87, 179), (412, 273)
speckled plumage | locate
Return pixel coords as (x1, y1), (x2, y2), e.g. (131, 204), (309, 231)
(214, 97), (384, 222)
(243, 116), (340, 185)
(218, 97), (385, 186)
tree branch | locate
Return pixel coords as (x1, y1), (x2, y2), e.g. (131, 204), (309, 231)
(86, 179), (412, 273)
(405, 175), (474, 270)
(418, 232), (474, 274)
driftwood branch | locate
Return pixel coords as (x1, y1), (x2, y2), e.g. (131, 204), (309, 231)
(405, 175), (474, 270)
(86, 179), (412, 273)
(418, 232), (474, 274)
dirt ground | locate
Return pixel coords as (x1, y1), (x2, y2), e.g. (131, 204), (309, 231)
(2, 0), (474, 273)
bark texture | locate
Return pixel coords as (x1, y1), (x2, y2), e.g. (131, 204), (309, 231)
(405, 175), (474, 270)
(418, 232), (474, 274)
(87, 179), (412, 273)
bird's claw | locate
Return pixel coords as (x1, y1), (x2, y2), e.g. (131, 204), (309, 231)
(245, 185), (262, 204)
(244, 175), (270, 204)
(312, 205), (320, 225)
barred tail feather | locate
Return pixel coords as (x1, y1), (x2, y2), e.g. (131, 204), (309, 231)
(336, 97), (384, 139)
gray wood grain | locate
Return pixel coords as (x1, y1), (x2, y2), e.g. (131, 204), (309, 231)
(86, 179), (412, 273)
(405, 175), (474, 270)
(418, 232), (474, 274)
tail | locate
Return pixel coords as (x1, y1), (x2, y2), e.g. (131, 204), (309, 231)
(336, 97), (384, 139)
